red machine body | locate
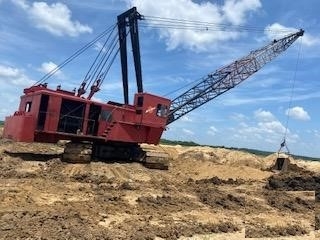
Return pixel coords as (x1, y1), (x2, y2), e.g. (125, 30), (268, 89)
(4, 85), (170, 145)
(3, 7), (304, 162)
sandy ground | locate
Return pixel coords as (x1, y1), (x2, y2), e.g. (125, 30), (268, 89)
(0, 138), (319, 239)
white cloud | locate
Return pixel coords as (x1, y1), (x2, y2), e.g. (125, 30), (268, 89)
(12, 0), (28, 9)
(38, 61), (63, 78)
(94, 41), (107, 52)
(264, 23), (320, 47)
(181, 116), (193, 122)
(183, 128), (194, 135)
(127, 0), (261, 51)
(209, 126), (218, 132)
(313, 130), (320, 138)
(235, 119), (292, 146)
(0, 64), (34, 86)
(254, 108), (275, 122)
(0, 64), (35, 119)
(286, 106), (310, 121)
(91, 96), (103, 103)
(222, 0), (261, 25)
(230, 108), (300, 148)
(12, 0), (92, 37)
(0, 65), (20, 78)
(264, 23), (296, 38)
(230, 113), (248, 121)
(207, 125), (218, 136)
(218, 89), (320, 107)
(239, 122), (248, 128)
(257, 120), (286, 134)
(100, 81), (123, 91)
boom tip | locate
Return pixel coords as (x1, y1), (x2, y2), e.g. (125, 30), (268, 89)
(297, 29), (304, 37)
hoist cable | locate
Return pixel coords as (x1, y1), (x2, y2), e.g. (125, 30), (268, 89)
(145, 16), (257, 30)
(82, 24), (117, 86)
(94, 34), (121, 88)
(85, 32), (119, 91)
(98, 30), (131, 87)
(143, 15), (294, 34)
(100, 47), (121, 84)
(141, 16), (301, 97)
(163, 77), (204, 97)
(140, 23), (238, 32)
(33, 24), (117, 86)
(282, 37), (303, 142)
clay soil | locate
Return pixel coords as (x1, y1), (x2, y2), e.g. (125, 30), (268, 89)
(0, 138), (319, 239)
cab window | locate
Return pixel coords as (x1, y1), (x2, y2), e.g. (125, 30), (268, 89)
(25, 101), (32, 112)
(156, 104), (168, 117)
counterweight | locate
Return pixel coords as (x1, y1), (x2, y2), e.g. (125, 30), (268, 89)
(167, 29), (304, 124)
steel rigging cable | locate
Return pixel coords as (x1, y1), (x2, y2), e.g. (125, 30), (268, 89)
(142, 15), (294, 34)
(84, 30), (119, 91)
(34, 13), (300, 94)
(33, 24), (117, 86)
(278, 36), (303, 154)
(82, 24), (118, 88)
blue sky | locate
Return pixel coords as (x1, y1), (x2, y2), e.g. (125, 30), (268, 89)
(1, 0), (320, 157)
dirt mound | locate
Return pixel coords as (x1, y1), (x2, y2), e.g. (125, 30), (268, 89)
(316, 214), (320, 230)
(170, 146), (272, 181)
(177, 146), (264, 169)
(71, 172), (115, 185)
(245, 224), (308, 238)
(0, 157), (22, 178)
(194, 176), (246, 185)
(149, 221), (240, 240)
(178, 147), (220, 162)
(0, 210), (108, 240)
(0, 141), (318, 239)
(264, 155), (320, 193)
(266, 171), (320, 191)
(264, 191), (314, 213)
(136, 195), (199, 213)
(116, 219), (240, 240)
(187, 177), (245, 211)
(198, 190), (245, 210)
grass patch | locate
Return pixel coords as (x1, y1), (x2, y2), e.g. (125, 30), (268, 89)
(160, 139), (200, 146)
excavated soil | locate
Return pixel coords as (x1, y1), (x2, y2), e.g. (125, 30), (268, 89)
(0, 137), (319, 239)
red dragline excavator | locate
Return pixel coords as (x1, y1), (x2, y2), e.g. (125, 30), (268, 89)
(3, 7), (303, 169)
